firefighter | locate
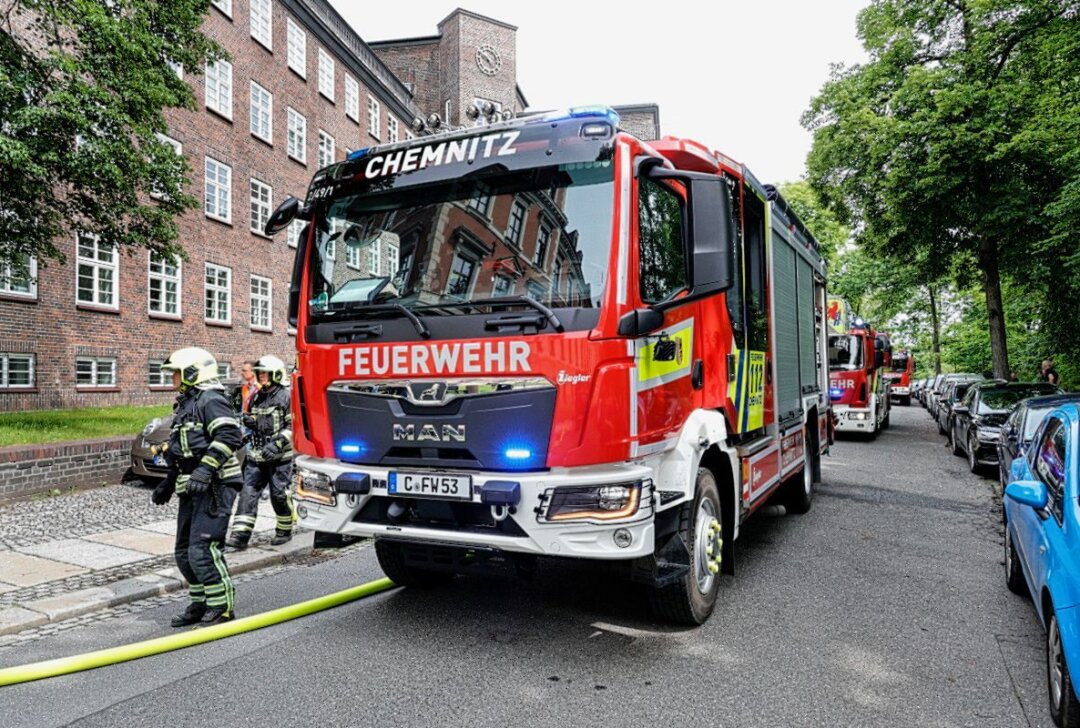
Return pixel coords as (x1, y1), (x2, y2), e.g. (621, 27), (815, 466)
(150, 347), (243, 626)
(226, 354), (296, 549)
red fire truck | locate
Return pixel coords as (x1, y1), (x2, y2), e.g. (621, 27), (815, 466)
(883, 348), (915, 406)
(827, 302), (891, 435)
(266, 106), (831, 624)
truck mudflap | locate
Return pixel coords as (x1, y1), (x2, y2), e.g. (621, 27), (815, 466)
(292, 454), (657, 560)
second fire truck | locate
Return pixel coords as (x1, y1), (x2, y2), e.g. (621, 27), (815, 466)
(827, 299), (891, 435)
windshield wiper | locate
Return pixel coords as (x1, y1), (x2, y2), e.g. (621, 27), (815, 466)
(325, 302), (431, 339)
(418, 295), (566, 333)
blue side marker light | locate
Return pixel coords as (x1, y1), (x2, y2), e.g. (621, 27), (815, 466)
(340, 444), (361, 454)
(505, 448), (531, 460)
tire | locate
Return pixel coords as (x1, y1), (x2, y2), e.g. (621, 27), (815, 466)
(882, 408), (891, 429)
(1004, 525), (1027, 595)
(783, 428), (815, 515)
(374, 540), (455, 588)
(1048, 608), (1080, 728)
(938, 416), (947, 436)
(968, 435), (981, 474)
(648, 467), (722, 625)
(951, 425), (963, 457)
(901, 396), (911, 407)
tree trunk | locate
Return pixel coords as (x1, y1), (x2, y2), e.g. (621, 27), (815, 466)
(927, 285), (942, 375)
(980, 238), (1010, 378)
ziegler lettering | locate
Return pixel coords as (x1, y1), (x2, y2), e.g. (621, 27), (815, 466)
(363, 131), (520, 180)
(339, 341), (531, 376)
(393, 424), (466, 443)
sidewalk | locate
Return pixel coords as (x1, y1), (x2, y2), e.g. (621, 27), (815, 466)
(0, 482), (313, 637)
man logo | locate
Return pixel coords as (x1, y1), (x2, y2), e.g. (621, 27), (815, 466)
(409, 382), (446, 403)
(419, 384), (441, 401)
(393, 424), (466, 442)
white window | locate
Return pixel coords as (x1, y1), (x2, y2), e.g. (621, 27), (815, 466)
(368, 238), (381, 275)
(76, 233), (118, 309)
(148, 252), (181, 318)
(287, 17), (306, 78)
(0, 354), (34, 389)
(345, 243), (362, 270)
(204, 59), (232, 120)
(167, 60), (183, 79)
(367, 96), (380, 138)
(0, 254), (37, 299)
(204, 263), (232, 324)
(204, 157), (232, 223)
(387, 243), (399, 278)
(344, 74), (359, 121)
(148, 360), (170, 387)
(250, 275), (272, 331)
(151, 133), (182, 200)
(217, 362), (232, 379)
(76, 357), (116, 388)
(387, 116), (399, 143)
(250, 0), (271, 49)
(249, 81), (272, 143)
(318, 48), (335, 101)
(493, 274), (513, 297)
(317, 130), (335, 168)
(287, 107), (306, 163)
(249, 178), (272, 235)
(287, 218), (304, 248)
(210, 0), (231, 17)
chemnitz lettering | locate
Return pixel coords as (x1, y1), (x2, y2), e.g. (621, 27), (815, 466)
(339, 341), (531, 377)
(363, 131), (520, 180)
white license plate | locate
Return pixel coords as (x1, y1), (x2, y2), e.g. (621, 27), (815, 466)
(388, 471), (473, 500)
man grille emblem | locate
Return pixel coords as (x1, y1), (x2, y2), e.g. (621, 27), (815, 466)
(409, 383), (446, 403)
(419, 384), (441, 400)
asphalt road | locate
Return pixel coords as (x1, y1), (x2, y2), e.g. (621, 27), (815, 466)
(0, 405), (1054, 727)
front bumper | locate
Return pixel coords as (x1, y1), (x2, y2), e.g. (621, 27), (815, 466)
(292, 454), (657, 560)
(890, 386), (910, 397)
(129, 438), (168, 479)
(833, 406), (875, 432)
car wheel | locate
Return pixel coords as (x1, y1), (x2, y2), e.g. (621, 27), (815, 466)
(374, 540), (455, 588)
(1004, 525), (1027, 595)
(938, 416), (947, 435)
(1048, 609), (1080, 728)
(648, 467), (722, 625)
(783, 427), (815, 515)
(901, 396), (911, 406)
(951, 425), (963, 457)
(968, 435), (981, 474)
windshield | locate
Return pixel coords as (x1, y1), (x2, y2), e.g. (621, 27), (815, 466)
(890, 356), (909, 372)
(828, 335), (862, 370)
(307, 162), (614, 318)
(1023, 406), (1056, 441)
(977, 387), (1052, 415)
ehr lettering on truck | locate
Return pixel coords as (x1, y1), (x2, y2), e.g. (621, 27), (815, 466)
(265, 106), (831, 624)
(827, 299), (891, 437)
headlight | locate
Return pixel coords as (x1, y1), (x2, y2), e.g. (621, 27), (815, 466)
(142, 418), (160, 437)
(976, 427), (999, 442)
(542, 481), (644, 522)
(849, 412), (869, 421)
(295, 468), (336, 506)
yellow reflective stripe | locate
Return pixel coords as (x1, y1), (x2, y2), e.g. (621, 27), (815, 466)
(207, 416), (238, 434)
(209, 441), (234, 458)
(176, 474), (190, 494)
(208, 542), (234, 612)
(201, 455), (221, 470)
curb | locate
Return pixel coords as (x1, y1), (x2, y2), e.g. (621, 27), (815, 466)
(0, 533), (314, 637)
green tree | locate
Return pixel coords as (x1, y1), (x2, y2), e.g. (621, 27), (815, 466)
(0, 0), (223, 272)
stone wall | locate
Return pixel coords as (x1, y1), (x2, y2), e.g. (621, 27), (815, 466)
(0, 438), (132, 502)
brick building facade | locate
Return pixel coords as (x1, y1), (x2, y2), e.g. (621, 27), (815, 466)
(0, 2), (659, 412)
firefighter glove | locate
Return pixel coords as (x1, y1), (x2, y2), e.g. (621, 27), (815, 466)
(242, 413), (257, 429)
(261, 437), (283, 459)
(187, 467), (214, 496)
(151, 482), (173, 505)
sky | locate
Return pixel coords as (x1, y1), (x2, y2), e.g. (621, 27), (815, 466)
(331, 1), (870, 185)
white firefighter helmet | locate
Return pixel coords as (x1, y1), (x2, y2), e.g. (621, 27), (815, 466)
(253, 354), (287, 386)
(160, 347), (218, 389)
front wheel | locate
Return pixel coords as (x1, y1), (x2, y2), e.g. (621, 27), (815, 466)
(951, 425), (963, 457)
(374, 540), (455, 588)
(648, 467), (722, 625)
(968, 436), (981, 474)
(1048, 609), (1080, 727)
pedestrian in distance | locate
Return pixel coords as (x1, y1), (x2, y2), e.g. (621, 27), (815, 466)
(151, 347), (243, 626)
(1040, 359), (1061, 386)
(1009, 370), (1020, 382)
(239, 360), (259, 414)
(226, 355), (296, 549)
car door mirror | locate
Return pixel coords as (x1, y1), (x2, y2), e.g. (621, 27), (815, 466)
(953, 406), (968, 415)
(1005, 480), (1048, 510)
(265, 195), (304, 236)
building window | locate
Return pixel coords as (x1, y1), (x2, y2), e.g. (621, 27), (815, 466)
(367, 96), (380, 139)
(152, 134), (182, 200)
(387, 116), (399, 143)
(387, 243), (399, 278)
(148, 252), (181, 318)
(317, 130), (335, 168)
(0, 354), (34, 389)
(204, 263), (232, 324)
(493, 274), (513, 297)
(250, 178), (272, 235)
(287, 107), (306, 163)
(344, 74), (359, 121)
(76, 233), (118, 309)
(506, 200), (526, 247)
(249, 81), (272, 143)
(250, 274), (272, 331)
(318, 48), (335, 101)
(526, 280), (545, 300)
(217, 362), (232, 379)
(249, 0), (271, 49)
(167, 60), (183, 79)
(147, 359), (170, 387)
(468, 185), (492, 217)
(0, 253), (37, 299)
(204, 59), (232, 120)
(368, 238), (381, 275)
(287, 17), (306, 78)
(535, 224), (551, 266)
(287, 218), (304, 248)
(76, 357), (116, 388)
(345, 242), (362, 270)
(446, 252), (476, 298)
(210, 0), (231, 17)
(204, 157), (232, 223)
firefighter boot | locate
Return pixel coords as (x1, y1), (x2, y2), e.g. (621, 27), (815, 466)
(170, 602), (207, 627)
(225, 532), (250, 550)
(270, 530), (292, 546)
(200, 606), (234, 625)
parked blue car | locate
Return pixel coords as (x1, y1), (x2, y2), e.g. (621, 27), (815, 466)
(1004, 403), (1080, 727)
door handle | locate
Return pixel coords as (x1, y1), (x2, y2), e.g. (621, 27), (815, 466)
(1040, 545), (1047, 554)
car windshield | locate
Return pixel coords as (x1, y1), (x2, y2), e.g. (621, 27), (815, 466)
(307, 161), (614, 318)
(977, 387), (1054, 415)
(829, 335), (862, 370)
(1023, 406), (1056, 441)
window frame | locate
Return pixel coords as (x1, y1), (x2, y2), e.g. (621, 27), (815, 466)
(249, 274), (273, 332)
(287, 107), (307, 164)
(317, 48), (335, 101)
(287, 218), (304, 249)
(317, 129), (335, 168)
(368, 237), (382, 276)
(534, 223), (551, 267)
(249, 80), (273, 144)
(204, 156), (233, 224)
(506, 199), (527, 247)
(147, 251), (182, 319)
(387, 116), (399, 143)
(204, 262), (233, 326)
(1033, 417), (1067, 523)
(151, 133), (183, 200)
(75, 357), (117, 389)
(249, 178), (273, 237)
(0, 254), (38, 300)
(367, 95), (380, 139)
(344, 74), (360, 122)
(0, 353), (35, 390)
(249, 0), (272, 50)
(147, 359), (171, 388)
(210, 0), (232, 18)
(204, 58), (233, 120)
(75, 233), (119, 311)
(636, 175), (690, 306)
(286, 17), (306, 79)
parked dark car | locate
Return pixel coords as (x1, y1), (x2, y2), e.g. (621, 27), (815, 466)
(998, 393), (1080, 490)
(128, 379), (246, 483)
(937, 376), (986, 436)
(929, 373), (977, 421)
(951, 382), (1061, 474)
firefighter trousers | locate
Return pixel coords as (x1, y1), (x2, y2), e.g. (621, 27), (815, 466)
(175, 486), (237, 612)
(232, 460), (295, 541)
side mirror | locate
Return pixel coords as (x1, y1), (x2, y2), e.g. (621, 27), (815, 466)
(687, 177), (734, 295)
(953, 406), (969, 415)
(618, 308), (665, 337)
(265, 196), (302, 236)
(1005, 480), (1049, 511)
(874, 350), (884, 369)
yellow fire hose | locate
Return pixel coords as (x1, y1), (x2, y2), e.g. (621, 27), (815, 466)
(0, 577), (397, 687)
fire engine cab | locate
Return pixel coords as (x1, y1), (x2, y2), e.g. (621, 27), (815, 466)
(884, 347), (916, 406)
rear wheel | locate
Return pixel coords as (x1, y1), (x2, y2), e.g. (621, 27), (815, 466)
(648, 468), (722, 625)
(1004, 525), (1027, 595)
(901, 396), (911, 406)
(374, 540), (455, 588)
(1048, 609), (1080, 728)
(783, 428), (815, 515)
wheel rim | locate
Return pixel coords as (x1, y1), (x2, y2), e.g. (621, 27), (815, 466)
(694, 499), (721, 595)
(804, 451), (813, 496)
(969, 437), (977, 470)
(1050, 615), (1064, 709)
(1005, 528), (1013, 575)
